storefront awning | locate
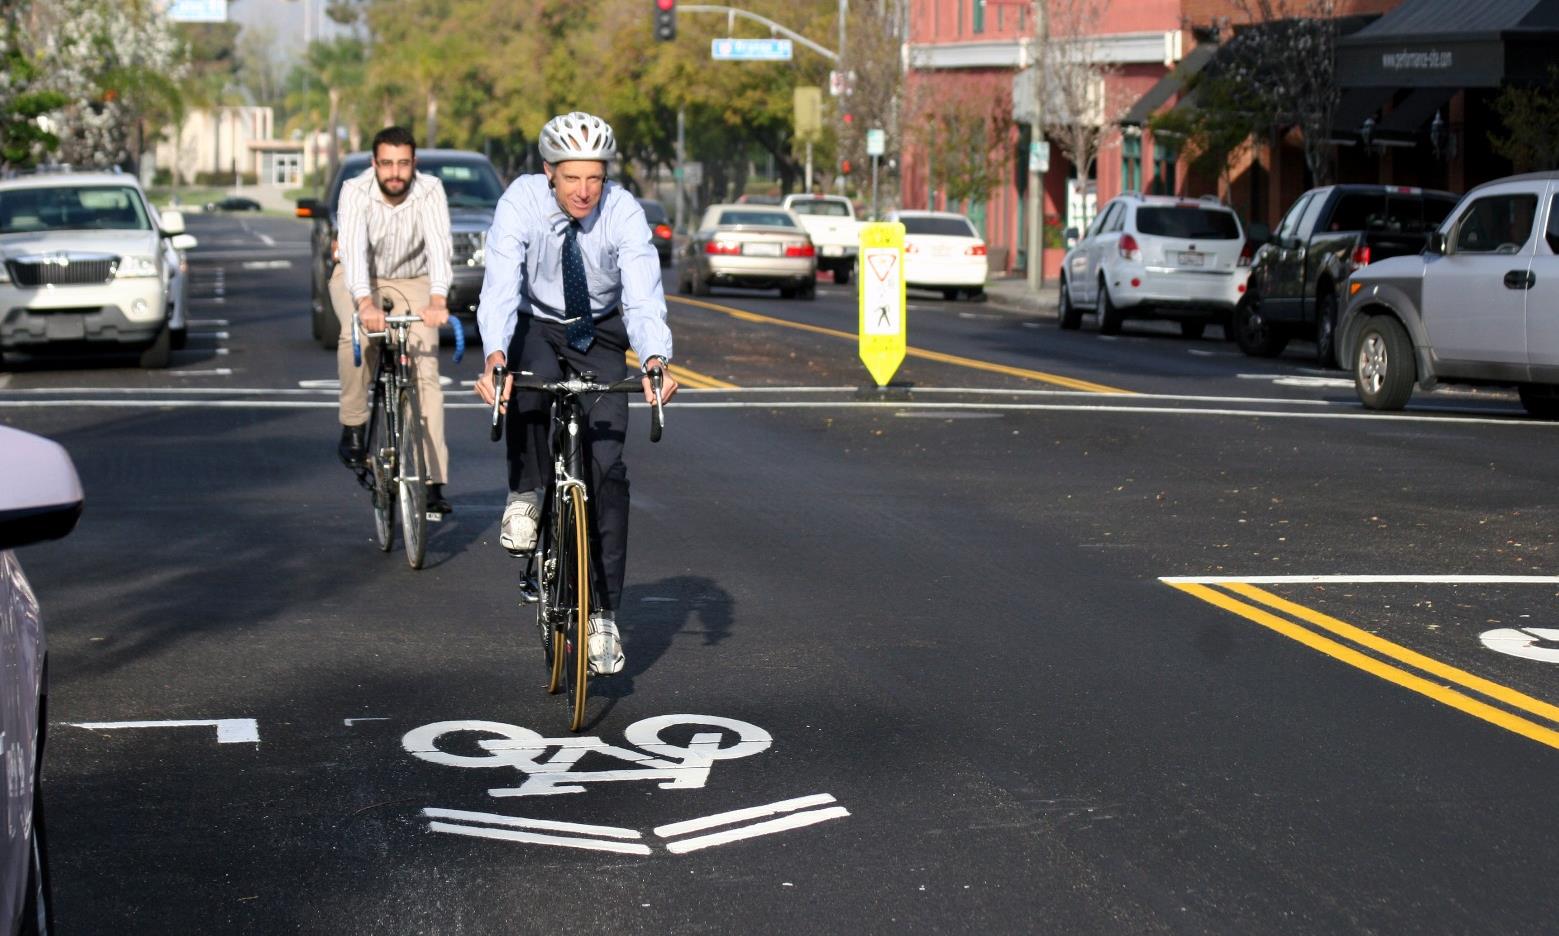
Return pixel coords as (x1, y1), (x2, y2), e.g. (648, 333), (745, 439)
(1119, 44), (1217, 126)
(1337, 0), (1559, 87)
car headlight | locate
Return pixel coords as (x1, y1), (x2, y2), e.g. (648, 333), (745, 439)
(117, 255), (159, 278)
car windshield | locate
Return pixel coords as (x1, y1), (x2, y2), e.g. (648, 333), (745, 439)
(329, 156), (503, 211)
(900, 216), (976, 237)
(790, 200), (851, 217)
(717, 210), (798, 228)
(0, 185), (151, 233)
(1135, 207), (1240, 240)
(639, 201), (669, 224)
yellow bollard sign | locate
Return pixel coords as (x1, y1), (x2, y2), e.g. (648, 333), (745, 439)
(857, 221), (906, 387)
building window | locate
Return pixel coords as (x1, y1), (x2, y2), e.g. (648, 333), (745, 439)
(1152, 141), (1178, 195)
(973, 0), (985, 33)
(1122, 134), (1142, 193)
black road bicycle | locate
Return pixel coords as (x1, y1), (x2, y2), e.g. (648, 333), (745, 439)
(351, 293), (465, 570)
(490, 359), (664, 731)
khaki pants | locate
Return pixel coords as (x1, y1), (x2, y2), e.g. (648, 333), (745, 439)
(332, 267), (449, 485)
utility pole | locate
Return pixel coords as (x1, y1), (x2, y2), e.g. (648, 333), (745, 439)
(1026, 0), (1047, 292)
(675, 106), (686, 235)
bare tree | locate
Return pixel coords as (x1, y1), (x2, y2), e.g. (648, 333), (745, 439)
(1039, 0), (1126, 225)
(836, 0), (908, 203)
(907, 76), (1014, 209)
(1221, 0), (1341, 186)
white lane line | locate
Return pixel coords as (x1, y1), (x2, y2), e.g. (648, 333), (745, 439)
(425, 808), (643, 840)
(662, 808), (850, 854)
(170, 368), (234, 377)
(343, 717), (391, 726)
(298, 379), (340, 389)
(242, 260), (291, 270)
(1160, 574), (1559, 585)
(427, 821), (653, 855)
(188, 318), (229, 326)
(0, 386), (329, 395)
(70, 718), (260, 743)
(257, 233), (276, 246)
(654, 793), (837, 838)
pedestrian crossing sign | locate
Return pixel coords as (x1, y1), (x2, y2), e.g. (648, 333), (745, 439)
(858, 222), (906, 387)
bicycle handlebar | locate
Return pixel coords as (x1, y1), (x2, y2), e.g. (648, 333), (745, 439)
(488, 368), (665, 444)
(351, 302), (465, 367)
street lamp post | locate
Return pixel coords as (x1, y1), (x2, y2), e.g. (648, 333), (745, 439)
(1026, 0), (1048, 292)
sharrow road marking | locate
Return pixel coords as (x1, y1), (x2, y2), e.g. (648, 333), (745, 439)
(70, 718), (260, 744)
(1481, 628), (1559, 664)
(426, 819), (654, 855)
(654, 793), (839, 838)
(661, 805), (851, 855)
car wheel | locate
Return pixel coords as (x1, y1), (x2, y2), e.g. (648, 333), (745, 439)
(1518, 385), (1559, 420)
(1354, 315), (1415, 411)
(1058, 278), (1082, 330)
(941, 288), (959, 301)
(691, 266), (710, 297)
(1098, 280), (1123, 335)
(1180, 320), (1206, 340)
(779, 286), (797, 299)
(1315, 289), (1340, 369)
(138, 326), (171, 369)
(20, 772), (50, 936)
(800, 279), (816, 301)
(170, 326), (188, 350)
(834, 265), (851, 286)
(1232, 294), (1288, 357)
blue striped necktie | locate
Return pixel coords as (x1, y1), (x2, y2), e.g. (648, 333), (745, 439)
(562, 222), (595, 352)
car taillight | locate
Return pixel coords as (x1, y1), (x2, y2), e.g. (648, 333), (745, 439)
(705, 240), (742, 255)
(1350, 245), (1372, 269)
(785, 242), (815, 257)
(1119, 233), (1141, 261)
(1238, 240), (1256, 267)
(965, 243), (987, 256)
(905, 242), (919, 253)
(654, 224), (673, 240)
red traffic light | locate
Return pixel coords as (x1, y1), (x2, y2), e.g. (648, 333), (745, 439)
(842, 112), (853, 125)
(656, 0), (674, 9)
(840, 159), (853, 175)
(654, 0), (676, 40)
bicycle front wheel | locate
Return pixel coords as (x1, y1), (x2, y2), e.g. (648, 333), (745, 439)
(397, 389), (428, 570)
(369, 385), (394, 552)
(558, 485), (591, 731)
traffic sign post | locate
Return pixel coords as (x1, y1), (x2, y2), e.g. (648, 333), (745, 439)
(858, 222), (907, 387)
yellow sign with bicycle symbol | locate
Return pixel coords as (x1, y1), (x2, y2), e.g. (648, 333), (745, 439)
(857, 221), (906, 387)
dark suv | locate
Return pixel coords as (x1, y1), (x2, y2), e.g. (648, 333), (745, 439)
(297, 149), (504, 349)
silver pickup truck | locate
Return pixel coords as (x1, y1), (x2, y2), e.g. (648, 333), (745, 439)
(1338, 171), (1559, 417)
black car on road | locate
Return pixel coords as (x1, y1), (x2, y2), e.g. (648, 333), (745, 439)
(296, 149), (504, 349)
(638, 198), (673, 267)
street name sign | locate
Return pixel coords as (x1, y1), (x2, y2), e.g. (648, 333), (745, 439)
(865, 129), (885, 156)
(711, 38), (794, 61)
(167, 0), (227, 22)
(858, 222), (906, 387)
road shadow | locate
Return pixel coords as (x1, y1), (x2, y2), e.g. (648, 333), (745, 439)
(585, 575), (736, 716)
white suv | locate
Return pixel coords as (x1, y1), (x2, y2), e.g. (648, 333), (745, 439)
(1059, 193), (1252, 338)
(0, 169), (195, 368)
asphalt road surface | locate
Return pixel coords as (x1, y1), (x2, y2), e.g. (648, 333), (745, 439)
(4, 214), (1558, 934)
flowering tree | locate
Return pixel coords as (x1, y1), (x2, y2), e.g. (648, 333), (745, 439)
(0, 23), (67, 168)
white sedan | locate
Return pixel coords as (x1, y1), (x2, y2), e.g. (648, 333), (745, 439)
(887, 210), (989, 301)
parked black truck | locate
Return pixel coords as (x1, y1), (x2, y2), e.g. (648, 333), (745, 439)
(1231, 184), (1458, 367)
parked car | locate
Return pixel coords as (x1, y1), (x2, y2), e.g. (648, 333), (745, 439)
(782, 194), (859, 285)
(203, 196), (261, 212)
(296, 149), (504, 349)
(0, 168), (195, 368)
(1338, 171), (1559, 417)
(0, 425), (84, 936)
(1234, 184), (1458, 366)
(1059, 193), (1249, 338)
(887, 210), (988, 301)
(637, 198), (674, 267)
(678, 204), (817, 299)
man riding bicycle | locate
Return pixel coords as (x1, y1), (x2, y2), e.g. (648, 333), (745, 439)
(474, 111), (678, 676)
(334, 125), (456, 515)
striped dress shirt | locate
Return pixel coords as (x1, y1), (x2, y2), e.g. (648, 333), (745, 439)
(337, 168), (454, 302)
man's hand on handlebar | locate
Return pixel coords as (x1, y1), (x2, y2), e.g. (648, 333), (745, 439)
(419, 295), (450, 328)
(641, 357), (678, 405)
(475, 351), (513, 410)
(357, 295), (386, 333)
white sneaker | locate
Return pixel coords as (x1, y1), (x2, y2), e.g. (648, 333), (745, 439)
(588, 611), (625, 676)
(500, 492), (539, 554)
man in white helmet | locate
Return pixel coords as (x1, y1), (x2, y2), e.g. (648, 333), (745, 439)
(474, 111), (678, 677)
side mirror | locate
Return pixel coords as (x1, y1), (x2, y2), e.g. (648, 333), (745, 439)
(1246, 222), (1271, 245)
(159, 210), (186, 236)
(0, 426), (83, 550)
(1063, 226), (1081, 242)
(1425, 231), (1445, 255)
(171, 233), (198, 251)
(296, 198), (322, 219)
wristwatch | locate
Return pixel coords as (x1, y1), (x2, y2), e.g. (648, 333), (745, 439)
(640, 354), (669, 373)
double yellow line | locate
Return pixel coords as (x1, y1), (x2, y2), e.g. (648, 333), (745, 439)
(625, 350), (735, 390)
(1167, 580), (1559, 750)
(668, 295), (1127, 394)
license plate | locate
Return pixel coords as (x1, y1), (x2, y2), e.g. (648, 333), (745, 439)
(932, 246), (955, 257)
(822, 245), (844, 257)
(743, 242), (780, 257)
(45, 314), (86, 341)
(1178, 251), (1205, 267)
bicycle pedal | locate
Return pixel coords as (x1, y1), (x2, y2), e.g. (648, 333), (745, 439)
(424, 511), (445, 523)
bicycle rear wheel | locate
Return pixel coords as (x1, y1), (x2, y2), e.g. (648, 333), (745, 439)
(552, 485), (591, 731)
(369, 385), (394, 552)
(397, 389), (428, 570)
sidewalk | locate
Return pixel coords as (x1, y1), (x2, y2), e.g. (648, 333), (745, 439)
(980, 275), (1058, 320)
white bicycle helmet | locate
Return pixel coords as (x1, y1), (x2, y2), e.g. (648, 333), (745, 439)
(538, 111), (617, 164)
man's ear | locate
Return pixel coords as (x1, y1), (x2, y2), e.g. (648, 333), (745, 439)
(542, 163), (555, 188)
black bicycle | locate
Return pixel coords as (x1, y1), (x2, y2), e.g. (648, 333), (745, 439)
(351, 293), (464, 570)
(489, 359), (664, 731)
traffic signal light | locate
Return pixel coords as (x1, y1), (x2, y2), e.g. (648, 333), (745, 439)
(654, 0), (676, 41)
(840, 159), (853, 175)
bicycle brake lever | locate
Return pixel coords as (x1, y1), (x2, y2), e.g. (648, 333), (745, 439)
(489, 365), (507, 442)
(650, 368), (664, 443)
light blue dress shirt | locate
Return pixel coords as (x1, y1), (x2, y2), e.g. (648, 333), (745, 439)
(477, 174), (673, 364)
